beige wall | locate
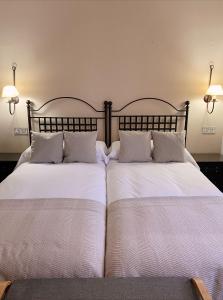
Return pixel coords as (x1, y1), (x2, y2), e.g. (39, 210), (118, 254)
(0, 0), (223, 153)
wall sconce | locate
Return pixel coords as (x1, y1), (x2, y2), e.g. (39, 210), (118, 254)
(1, 63), (19, 115)
(204, 64), (223, 114)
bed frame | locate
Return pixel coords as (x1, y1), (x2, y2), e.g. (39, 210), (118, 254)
(105, 98), (190, 147)
(26, 97), (190, 147)
(26, 97), (111, 145)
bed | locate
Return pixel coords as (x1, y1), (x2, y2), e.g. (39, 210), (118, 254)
(105, 98), (223, 300)
(0, 97), (108, 280)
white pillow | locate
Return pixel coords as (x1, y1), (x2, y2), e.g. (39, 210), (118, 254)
(16, 146), (32, 168)
(16, 141), (108, 167)
(107, 141), (120, 160)
(96, 141), (108, 163)
(184, 149), (200, 169)
(107, 140), (199, 168)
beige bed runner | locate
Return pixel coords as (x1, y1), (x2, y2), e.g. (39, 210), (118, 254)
(106, 196), (223, 300)
(0, 198), (105, 279)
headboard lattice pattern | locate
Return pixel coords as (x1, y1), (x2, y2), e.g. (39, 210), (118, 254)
(35, 117), (97, 133)
(119, 115), (179, 132)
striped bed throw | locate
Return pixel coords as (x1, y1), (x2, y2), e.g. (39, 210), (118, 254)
(0, 198), (105, 279)
(106, 196), (223, 300)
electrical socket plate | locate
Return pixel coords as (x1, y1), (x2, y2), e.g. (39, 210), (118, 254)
(202, 126), (216, 134)
(14, 128), (28, 136)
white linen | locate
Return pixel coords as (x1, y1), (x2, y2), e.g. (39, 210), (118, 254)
(107, 160), (222, 204)
(0, 162), (106, 205)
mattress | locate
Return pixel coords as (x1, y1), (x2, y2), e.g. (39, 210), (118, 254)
(0, 162), (106, 205)
(107, 160), (222, 204)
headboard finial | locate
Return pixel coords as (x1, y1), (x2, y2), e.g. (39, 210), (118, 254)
(26, 100), (32, 144)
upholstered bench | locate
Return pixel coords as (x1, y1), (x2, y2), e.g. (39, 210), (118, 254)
(0, 277), (211, 300)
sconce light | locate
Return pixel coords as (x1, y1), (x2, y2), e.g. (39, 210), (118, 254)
(1, 63), (19, 115)
(204, 64), (223, 114)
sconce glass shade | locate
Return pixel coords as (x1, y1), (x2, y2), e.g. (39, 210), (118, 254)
(2, 85), (19, 98)
(206, 84), (223, 96)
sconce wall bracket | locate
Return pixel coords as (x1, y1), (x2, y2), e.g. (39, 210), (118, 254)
(203, 64), (222, 114)
(204, 94), (213, 103)
(8, 96), (19, 115)
(1, 63), (19, 115)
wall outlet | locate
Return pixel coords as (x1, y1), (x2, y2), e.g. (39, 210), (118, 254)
(202, 126), (216, 134)
(14, 128), (28, 136)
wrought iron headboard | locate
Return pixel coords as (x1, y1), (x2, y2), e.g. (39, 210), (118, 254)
(106, 98), (190, 147)
(27, 97), (110, 145)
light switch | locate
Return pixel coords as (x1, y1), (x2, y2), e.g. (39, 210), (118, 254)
(14, 128), (28, 136)
(202, 126), (216, 134)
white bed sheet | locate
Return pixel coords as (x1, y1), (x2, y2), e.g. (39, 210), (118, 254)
(0, 162), (106, 205)
(107, 160), (222, 204)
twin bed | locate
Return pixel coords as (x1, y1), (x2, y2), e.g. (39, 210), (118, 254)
(106, 157), (222, 298)
(0, 159), (106, 279)
(0, 97), (222, 299)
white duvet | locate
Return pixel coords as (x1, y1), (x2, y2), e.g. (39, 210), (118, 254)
(107, 160), (222, 204)
(0, 162), (106, 205)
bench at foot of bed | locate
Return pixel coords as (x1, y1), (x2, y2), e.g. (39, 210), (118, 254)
(0, 277), (211, 300)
